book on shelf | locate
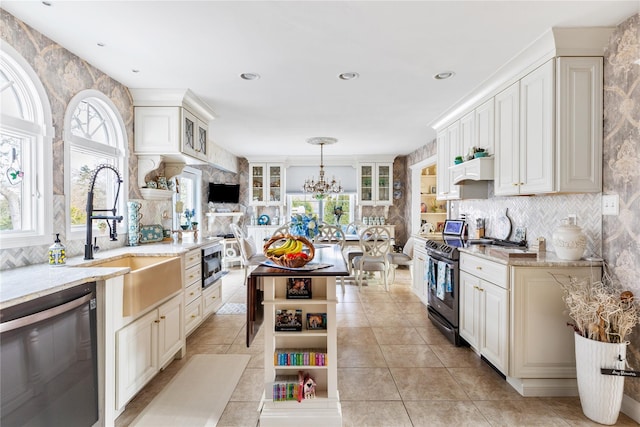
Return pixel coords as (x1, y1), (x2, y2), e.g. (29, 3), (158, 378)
(272, 371), (315, 402)
(272, 372), (303, 402)
(275, 309), (303, 331)
(286, 278), (312, 299)
(306, 312), (327, 330)
(274, 348), (328, 366)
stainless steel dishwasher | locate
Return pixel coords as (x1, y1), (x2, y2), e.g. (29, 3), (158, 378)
(1, 282), (98, 427)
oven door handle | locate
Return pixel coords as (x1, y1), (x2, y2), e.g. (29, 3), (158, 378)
(0, 293), (93, 333)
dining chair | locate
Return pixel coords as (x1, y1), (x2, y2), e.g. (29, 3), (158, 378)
(314, 224), (347, 292)
(271, 222), (291, 237)
(351, 225), (391, 291)
(387, 236), (414, 284)
(231, 223), (267, 283)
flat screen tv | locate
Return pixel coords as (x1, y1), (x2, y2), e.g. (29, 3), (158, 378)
(208, 183), (240, 203)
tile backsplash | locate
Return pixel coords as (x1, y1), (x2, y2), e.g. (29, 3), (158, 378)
(452, 192), (602, 257)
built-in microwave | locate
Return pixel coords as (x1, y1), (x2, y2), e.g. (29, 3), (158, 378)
(202, 241), (224, 288)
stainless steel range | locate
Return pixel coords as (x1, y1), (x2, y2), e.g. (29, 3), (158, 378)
(425, 219), (526, 346)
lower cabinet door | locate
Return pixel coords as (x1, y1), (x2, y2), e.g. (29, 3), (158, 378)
(185, 298), (203, 336)
(158, 294), (183, 368)
(116, 310), (158, 408)
(203, 283), (223, 316)
(459, 271), (480, 349)
(480, 281), (508, 373)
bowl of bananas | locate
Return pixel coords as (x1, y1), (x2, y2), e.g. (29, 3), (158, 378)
(263, 234), (315, 268)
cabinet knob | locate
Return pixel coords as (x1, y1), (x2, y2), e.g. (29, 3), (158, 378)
(154, 320), (160, 323)
(191, 314), (196, 318)
(512, 183), (518, 186)
(160, 315), (166, 320)
(476, 266), (482, 270)
(211, 296), (216, 299)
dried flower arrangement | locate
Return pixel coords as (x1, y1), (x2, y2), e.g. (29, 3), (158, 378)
(554, 267), (639, 343)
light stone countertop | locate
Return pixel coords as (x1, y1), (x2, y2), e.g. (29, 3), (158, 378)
(0, 237), (223, 309)
(458, 245), (603, 267)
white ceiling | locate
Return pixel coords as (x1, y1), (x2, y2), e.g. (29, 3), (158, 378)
(2, 1), (638, 160)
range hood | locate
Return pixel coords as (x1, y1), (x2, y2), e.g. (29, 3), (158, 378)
(449, 157), (494, 185)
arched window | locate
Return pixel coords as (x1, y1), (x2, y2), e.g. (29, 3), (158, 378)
(64, 90), (128, 239)
(0, 44), (53, 248)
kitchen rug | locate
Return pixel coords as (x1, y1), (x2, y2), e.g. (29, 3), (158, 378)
(130, 354), (250, 427)
(216, 302), (247, 315)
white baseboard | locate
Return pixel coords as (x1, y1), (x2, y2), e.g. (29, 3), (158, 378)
(621, 394), (640, 424)
(506, 376), (578, 397)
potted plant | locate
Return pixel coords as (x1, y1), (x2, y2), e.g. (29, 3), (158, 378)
(555, 270), (639, 425)
(473, 147), (488, 158)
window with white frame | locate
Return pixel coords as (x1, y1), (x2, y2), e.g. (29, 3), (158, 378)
(173, 167), (201, 230)
(0, 45), (53, 248)
(286, 193), (354, 227)
(64, 90), (127, 239)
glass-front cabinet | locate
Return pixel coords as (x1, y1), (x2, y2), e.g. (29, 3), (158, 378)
(250, 163), (284, 206)
(358, 162), (393, 206)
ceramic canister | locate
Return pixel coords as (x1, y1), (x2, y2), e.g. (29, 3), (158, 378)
(552, 218), (587, 260)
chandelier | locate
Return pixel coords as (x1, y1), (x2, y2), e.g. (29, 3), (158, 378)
(303, 137), (343, 200)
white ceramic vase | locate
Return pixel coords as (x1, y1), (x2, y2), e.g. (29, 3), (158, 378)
(552, 218), (587, 260)
(574, 333), (628, 425)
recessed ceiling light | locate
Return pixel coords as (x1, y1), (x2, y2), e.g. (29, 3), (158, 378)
(42, 1), (52, 6)
(97, 42), (105, 47)
(240, 73), (260, 81)
(132, 69), (140, 73)
(434, 71), (455, 80)
(338, 72), (359, 80)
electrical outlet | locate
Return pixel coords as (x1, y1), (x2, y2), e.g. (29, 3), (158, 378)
(602, 194), (619, 216)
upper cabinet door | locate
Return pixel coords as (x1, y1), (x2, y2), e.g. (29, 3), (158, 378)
(555, 57), (603, 193)
(249, 163), (285, 206)
(494, 81), (521, 196)
(446, 122), (460, 200)
(358, 162), (393, 206)
(459, 111), (475, 160)
(181, 109), (198, 158)
(519, 59), (554, 195)
(268, 165), (283, 204)
(376, 163), (392, 205)
(250, 164), (265, 204)
(475, 99), (494, 155)
(436, 131), (450, 200)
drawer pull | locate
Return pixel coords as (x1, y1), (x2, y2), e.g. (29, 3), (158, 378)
(190, 291), (194, 296)
(191, 314), (196, 318)
(476, 266), (482, 270)
(211, 296), (216, 299)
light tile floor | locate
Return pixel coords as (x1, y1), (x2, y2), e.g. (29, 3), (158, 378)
(115, 267), (638, 426)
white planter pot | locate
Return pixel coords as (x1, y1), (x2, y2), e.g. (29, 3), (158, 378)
(574, 333), (628, 425)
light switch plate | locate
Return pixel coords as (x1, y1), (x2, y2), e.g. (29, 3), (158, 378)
(602, 194), (619, 216)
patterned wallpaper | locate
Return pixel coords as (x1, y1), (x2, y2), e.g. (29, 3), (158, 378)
(601, 13), (640, 401)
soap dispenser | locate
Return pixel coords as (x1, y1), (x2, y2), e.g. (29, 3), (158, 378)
(49, 233), (66, 266)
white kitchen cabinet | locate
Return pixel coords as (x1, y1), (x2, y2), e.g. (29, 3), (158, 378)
(459, 111), (475, 160)
(411, 242), (428, 305)
(509, 266), (601, 379)
(435, 123), (461, 201)
(459, 253), (509, 374)
(134, 106), (209, 164)
(495, 57), (602, 196)
(436, 131), (450, 200)
(202, 281), (223, 316)
(494, 81), (521, 195)
(131, 89), (215, 168)
(358, 162), (393, 205)
(116, 293), (183, 408)
(475, 98), (494, 155)
(184, 248), (203, 336)
(250, 163), (285, 206)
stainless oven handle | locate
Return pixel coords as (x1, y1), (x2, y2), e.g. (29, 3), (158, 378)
(0, 293), (93, 334)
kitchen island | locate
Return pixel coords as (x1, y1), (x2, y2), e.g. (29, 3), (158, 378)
(248, 244), (348, 427)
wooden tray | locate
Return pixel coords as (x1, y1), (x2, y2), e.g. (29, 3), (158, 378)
(488, 247), (537, 260)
